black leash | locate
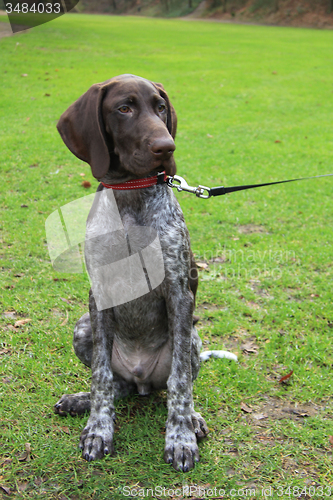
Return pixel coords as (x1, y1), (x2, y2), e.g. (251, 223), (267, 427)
(167, 173), (333, 199)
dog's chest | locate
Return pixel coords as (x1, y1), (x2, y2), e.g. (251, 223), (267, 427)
(86, 186), (190, 338)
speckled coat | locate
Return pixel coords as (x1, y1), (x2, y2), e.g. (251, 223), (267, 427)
(54, 74), (209, 472)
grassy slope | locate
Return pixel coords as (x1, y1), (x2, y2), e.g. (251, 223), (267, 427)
(1, 13), (333, 498)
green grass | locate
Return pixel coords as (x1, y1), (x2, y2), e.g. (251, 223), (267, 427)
(1, 12), (333, 499)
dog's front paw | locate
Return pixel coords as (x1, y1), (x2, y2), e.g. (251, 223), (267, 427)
(191, 411), (209, 439)
(80, 416), (115, 461)
(164, 417), (199, 472)
(54, 392), (91, 416)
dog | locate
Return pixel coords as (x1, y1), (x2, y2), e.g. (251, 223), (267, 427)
(54, 74), (216, 472)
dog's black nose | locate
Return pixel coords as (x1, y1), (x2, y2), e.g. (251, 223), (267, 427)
(150, 138), (175, 160)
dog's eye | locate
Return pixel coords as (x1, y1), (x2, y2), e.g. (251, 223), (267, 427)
(119, 106), (131, 113)
(158, 103), (166, 112)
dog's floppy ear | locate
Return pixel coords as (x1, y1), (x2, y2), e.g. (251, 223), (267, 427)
(152, 82), (177, 140)
(57, 82), (112, 180)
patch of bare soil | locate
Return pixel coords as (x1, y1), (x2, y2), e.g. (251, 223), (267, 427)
(186, 0), (333, 29)
(237, 224), (267, 234)
(247, 396), (320, 424)
(0, 19), (12, 38)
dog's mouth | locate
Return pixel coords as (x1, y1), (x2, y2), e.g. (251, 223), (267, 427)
(131, 149), (176, 174)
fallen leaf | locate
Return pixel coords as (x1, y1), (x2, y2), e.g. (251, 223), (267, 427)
(82, 181), (91, 188)
(279, 369), (293, 383)
(291, 409), (308, 417)
(60, 311), (69, 327)
(240, 402), (252, 413)
(3, 311), (16, 318)
(61, 426), (70, 435)
(196, 262), (209, 270)
(329, 435), (333, 446)
(18, 443), (31, 462)
(0, 348), (12, 355)
(246, 301), (260, 310)
(1, 458), (13, 466)
(6, 325), (17, 332)
(274, 140), (281, 143)
(60, 297), (71, 304)
(44, 93), (51, 97)
(241, 341), (258, 354)
(0, 485), (11, 495)
(210, 256), (226, 263)
(14, 318), (31, 327)
(252, 413), (267, 420)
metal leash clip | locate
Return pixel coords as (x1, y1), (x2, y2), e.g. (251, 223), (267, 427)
(167, 175), (211, 199)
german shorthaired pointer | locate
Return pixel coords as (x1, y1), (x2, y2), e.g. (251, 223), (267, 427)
(54, 74), (218, 472)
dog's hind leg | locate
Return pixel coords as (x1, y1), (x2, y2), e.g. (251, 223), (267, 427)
(54, 313), (135, 417)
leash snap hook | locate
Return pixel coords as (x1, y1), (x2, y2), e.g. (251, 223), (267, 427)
(196, 185), (211, 199)
(167, 175), (211, 198)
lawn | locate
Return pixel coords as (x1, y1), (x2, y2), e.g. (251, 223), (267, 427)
(1, 11), (333, 499)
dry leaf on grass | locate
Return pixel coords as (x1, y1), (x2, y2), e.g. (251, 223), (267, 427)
(196, 262), (209, 270)
(241, 341), (258, 354)
(210, 256), (227, 263)
(6, 325), (17, 332)
(18, 443), (31, 462)
(240, 402), (252, 413)
(290, 409), (308, 417)
(3, 311), (16, 318)
(60, 297), (71, 304)
(14, 318), (31, 327)
(0, 348), (12, 355)
(329, 435), (333, 446)
(1, 458), (13, 466)
(279, 370), (293, 383)
(82, 181), (91, 188)
(60, 311), (69, 327)
(246, 301), (261, 310)
(252, 413), (267, 420)
(0, 485), (11, 495)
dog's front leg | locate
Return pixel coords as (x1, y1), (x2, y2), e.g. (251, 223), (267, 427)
(80, 292), (115, 461)
(164, 290), (199, 472)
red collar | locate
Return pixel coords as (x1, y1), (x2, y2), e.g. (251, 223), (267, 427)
(101, 171), (167, 190)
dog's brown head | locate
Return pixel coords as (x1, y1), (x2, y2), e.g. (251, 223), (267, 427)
(57, 74), (177, 181)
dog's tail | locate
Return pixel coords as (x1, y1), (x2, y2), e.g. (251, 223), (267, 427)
(200, 350), (238, 362)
